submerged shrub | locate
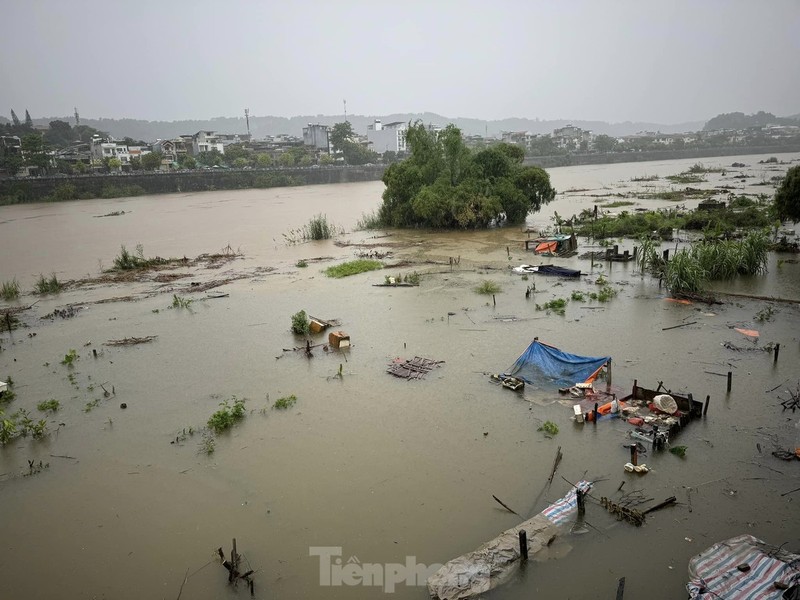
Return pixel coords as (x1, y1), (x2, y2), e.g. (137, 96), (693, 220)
(34, 273), (63, 295)
(475, 280), (501, 295)
(1, 278), (20, 300)
(291, 310), (310, 335)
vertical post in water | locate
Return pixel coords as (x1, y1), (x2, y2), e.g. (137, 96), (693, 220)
(704, 395), (710, 416)
(519, 530), (528, 561)
(630, 444), (638, 466)
(492, 294), (496, 307)
(727, 371), (732, 393)
(577, 489), (585, 516)
(593, 403), (599, 424)
(774, 343), (780, 364)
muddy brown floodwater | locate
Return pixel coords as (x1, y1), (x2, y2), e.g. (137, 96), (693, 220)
(1, 152), (799, 599)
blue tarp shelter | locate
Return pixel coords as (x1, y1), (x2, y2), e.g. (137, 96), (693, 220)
(503, 339), (611, 387)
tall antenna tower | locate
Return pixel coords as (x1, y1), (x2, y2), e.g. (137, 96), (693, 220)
(74, 107), (80, 127)
(244, 108), (250, 137)
(343, 99), (347, 123)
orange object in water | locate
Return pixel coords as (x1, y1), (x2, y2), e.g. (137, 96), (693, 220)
(665, 298), (692, 305)
(734, 327), (759, 339)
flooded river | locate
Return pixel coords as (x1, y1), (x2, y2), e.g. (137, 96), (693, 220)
(1, 152), (799, 599)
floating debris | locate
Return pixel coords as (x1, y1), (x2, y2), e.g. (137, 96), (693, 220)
(104, 336), (158, 346)
(387, 356), (444, 380)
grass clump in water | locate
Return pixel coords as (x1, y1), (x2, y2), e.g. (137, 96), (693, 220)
(1, 278), (20, 300)
(475, 280), (501, 295)
(37, 399), (60, 412)
(112, 244), (167, 271)
(536, 298), (568, 315)
(61, 349), (79, 366)
(290, 310), (310, 335)
(296, 259), (308, 268)
(303, 214), (333, 240)
(538, 421), (559, 436)
(324, 259), (383, 278)
(273, 394), (297, 410)
(355, 210), (383, 230)
(171, 295), (193, 309)
(34, 273), (63, 295)
(207, 396), (246, 434)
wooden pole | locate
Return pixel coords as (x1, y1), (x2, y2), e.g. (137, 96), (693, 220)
(616, 576), (626, 600)
(727, 371), (732, 393)
(630, 444), (638, 466)
(577, 489), (585, 516)
(703, 395), (710, 416)
(593, 403), (599, 424)
(774, 343), (780, 364)
(492, 294), (496, 307)
(519, 530), (528, 561)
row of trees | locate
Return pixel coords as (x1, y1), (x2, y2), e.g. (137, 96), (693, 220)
(378, 122), (555, 228)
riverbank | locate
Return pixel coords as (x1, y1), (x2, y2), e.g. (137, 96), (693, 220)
(524, 144), (800, 168)
(0, 165), (388, 205)
(2, 144), (798, 205)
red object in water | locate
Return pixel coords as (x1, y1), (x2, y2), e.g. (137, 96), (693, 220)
(628, 417), (644, 426)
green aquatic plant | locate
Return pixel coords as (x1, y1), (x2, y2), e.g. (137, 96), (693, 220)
(37, 399), (60, 412)
(324, 259), (383, 278)
(1, 278), (20, 300)
(207, 396), (247, 433)
(538, 421), (559, 436)
(475, 280), (501, 295)
(61, 349), (79, 367)
(273, 394), (297, 410)
(290, 310), (310, 335)
(34, 273), (63, 295)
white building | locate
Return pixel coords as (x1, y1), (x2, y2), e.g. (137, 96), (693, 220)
(303, 123), (330, 151)
(366, 120), (408, 155)
(90, 136), (131, 164)
(191, 131), (225, 155)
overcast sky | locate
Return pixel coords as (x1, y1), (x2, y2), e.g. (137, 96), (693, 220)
(2, 0), (798, 124)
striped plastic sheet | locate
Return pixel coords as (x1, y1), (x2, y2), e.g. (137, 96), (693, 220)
(687, 534), (800, 599)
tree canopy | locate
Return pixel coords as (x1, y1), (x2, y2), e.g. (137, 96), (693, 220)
(328, 121), (378, 165)
(774, 165), (800, 223)
(378, 122), (555, 228)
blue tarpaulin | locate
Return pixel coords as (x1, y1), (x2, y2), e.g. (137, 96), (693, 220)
(503, 340), (610, 387)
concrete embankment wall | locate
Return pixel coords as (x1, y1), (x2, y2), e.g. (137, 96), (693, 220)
(524, 144), (800, 168)
(0, 165), (388, 203)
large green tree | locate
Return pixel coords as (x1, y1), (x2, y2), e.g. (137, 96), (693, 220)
(141, 151), (163, 170)
(329, 121), (354, 156)
(379, 122), (555, 229)
(774, 165), (800, 223)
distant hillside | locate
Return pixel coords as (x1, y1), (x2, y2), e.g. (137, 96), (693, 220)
(5, 113), (704, 142)
(703, 111), (800, 131)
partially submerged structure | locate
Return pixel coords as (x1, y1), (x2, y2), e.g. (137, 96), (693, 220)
(502, 339), (611, 389)
(427, 481), (592, 600)
(512, 264), (582, 278)
(524, 233), (578, 257)
(687, 535), (800, 599)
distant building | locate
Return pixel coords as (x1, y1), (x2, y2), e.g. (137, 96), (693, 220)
(303, 123), (330, 151)
(190, 131), (225, 156)
(366, 120), (408, 154)
(552, 124), (593, 151)
(90, 136), (131, 164)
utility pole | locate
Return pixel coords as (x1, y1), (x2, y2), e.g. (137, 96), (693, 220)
(343, 99), (347, 123)
(244, 108), (250, 137)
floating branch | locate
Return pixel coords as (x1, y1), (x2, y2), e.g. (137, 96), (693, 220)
(104, 336), (158, 346)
